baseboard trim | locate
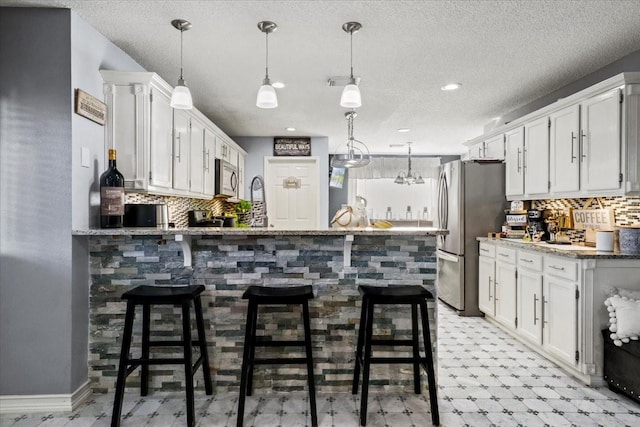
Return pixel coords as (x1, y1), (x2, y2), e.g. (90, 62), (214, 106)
(0, 381), (91, 414)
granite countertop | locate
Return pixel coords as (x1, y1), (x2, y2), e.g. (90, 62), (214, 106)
(74, 227), (449, 237)
(477, 237), (640, 259)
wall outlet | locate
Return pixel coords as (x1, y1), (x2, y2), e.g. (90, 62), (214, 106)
(81, 147), (90, 168)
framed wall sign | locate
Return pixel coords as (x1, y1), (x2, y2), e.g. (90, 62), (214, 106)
(74, 89), (106, 125)
(274, 137), (311, 156)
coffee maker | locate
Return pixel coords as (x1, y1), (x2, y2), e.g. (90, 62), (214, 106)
(527, 210), (549, 241)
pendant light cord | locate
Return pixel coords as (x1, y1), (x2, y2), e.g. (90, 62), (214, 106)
(265, 31), (269, 79)
(349, 30), (354, 79)
(179, 28), (184, 80)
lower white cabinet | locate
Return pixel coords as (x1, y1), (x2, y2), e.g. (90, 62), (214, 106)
(479, 239), (640, 385)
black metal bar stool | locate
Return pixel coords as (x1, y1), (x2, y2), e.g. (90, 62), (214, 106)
(111, 285), (213, 427)
(352, 285), (439, 426)
(237, 285), (318, 427)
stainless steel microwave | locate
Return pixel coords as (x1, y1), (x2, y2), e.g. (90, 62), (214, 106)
(214, 159), (238, 197)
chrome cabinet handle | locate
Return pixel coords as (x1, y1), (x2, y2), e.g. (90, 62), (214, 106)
(549, 265), (565, 271)
(543, 297), (549, 324)
(517, 148), (522, 172)
(570, 132), (577, 163)
(499, 253), (509, 258)
(521, 258), (533, 263)
(580, 132), (587, 162)
(480, 248), (490, 253)
(204, 149), (210, 172)
(488, 277), (492, 300)
(176, 133), (182, 161)
(534, 294), (539, 325)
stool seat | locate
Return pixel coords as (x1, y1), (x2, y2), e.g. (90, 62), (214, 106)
(353, 285), (439, 426)
(122, 285), (205, 303)
(242, 284), (313, 302)
(237, 285), (317, 427)
(111, 285), (212, 427)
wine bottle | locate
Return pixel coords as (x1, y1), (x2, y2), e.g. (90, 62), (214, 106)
(100, 149), (125, 228)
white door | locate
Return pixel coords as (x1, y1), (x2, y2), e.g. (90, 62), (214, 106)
(580, 89), (622, 192)
(484, 134), (505, 160)
(505, 127), (525, 198)
(543, 275), (578, 366)
(495, 261), (517, 330)
(172, 109), (190, 192)
(478, 255), (495, 316)
(517, 268), (543, 345)
(549, 104), (580, 193)
(203, 129), (215, 196)
(265, 157), (320, 229)
(524, 116), (550, 196)
(189, 118), (205, 195)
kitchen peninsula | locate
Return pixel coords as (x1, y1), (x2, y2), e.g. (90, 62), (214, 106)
(76, 227), (446, 394)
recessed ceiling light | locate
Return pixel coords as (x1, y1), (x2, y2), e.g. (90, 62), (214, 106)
(397, 128), (411, 133)
(272, 81), (285, 89)
(285, 127), (296, 132)
(441, 83), (462, 91)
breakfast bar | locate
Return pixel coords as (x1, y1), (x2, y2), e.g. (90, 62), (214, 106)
(78, 227), (446, 394)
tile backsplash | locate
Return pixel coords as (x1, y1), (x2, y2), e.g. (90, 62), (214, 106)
(532, 196), (639, 242)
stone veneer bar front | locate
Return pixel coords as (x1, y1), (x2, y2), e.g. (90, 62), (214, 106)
(75, 228), (447, 395)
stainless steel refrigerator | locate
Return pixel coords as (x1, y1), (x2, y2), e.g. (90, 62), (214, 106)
(436, 160), (506, 316)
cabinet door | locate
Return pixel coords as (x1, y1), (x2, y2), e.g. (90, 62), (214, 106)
(478, 256), (495, 316)
(580, 89), (622, 192)
(505, 127), (525, 198)
(227, 145), (239, 169)
(517, 269), (543, 345)
(189, 118), (205, 194)
(495, 261), (517, 329)
(468, 142), (485, 160)
(237, 154), (245, 200)
(543, 275), (578, 366)
(203, 128), (216, 196)
(485, 134), (505, 160)
(549, 104), (580, 193)
(524, 117), (550, 196)
(172, 109), (190, 192)
(215, 137), (226, 160)
(149, 88), (173, 189)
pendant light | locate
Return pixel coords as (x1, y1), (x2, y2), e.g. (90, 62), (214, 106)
(340, 22), (362, 108)
(393, 142), (425, 185)
(331, 110), (371, 168)
(256, 21), (278, 109)
(170, 19), (193, 110)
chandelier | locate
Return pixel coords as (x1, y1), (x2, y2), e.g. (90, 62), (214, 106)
(330, 110), (371, 168)
(393, 142), (424, 185)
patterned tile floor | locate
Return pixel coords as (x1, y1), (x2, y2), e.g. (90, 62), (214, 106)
(2, 302), (639, 426)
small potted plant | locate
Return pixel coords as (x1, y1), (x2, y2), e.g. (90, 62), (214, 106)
(235, 199), (252, 226)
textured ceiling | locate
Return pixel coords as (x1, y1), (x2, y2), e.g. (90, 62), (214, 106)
(3, 0), (640, 155)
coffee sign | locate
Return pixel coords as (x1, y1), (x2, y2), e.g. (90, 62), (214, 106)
(274, 137), (311, 156)
(572, 209), (615, 230)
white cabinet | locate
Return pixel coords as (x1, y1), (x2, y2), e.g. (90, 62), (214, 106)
(580, 88), (622, 192)
(549, 104), (580, 193)
(478, 243), (496, 315)
(516, 250), (543, 345)
(100, 70), (247, 199)
(172, 109), (190, 192)
(468, 134), (504, 160)
(216, 137), (238, 167)
(237, 154), (245, 200)
(203, 128), (216, 196)
(494, 247), (517, 330)
(543, 256), (579, 367)
(523, 116), (550, 196)
(505, 127), (525, 199)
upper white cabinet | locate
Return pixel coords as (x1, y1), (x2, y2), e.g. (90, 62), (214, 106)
(100, 70), (246, 199)
(467, 73), (640, 200)
(468, 134), (504, 160)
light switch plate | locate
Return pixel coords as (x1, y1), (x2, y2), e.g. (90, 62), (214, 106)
(81, 147), (90, 168)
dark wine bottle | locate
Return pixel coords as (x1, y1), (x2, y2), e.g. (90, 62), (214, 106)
(100, 148), (125, 228)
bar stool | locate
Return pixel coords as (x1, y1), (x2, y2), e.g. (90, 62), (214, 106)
(111, 285), (212, 427)
(237, 285), (318, 427)
(352, 285), (439, 426)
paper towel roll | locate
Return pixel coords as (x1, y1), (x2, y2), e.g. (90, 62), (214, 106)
(596, 231), (614, 252)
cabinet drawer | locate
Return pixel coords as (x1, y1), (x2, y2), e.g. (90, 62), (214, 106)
(545, 256), (579, 281)
(496, 246), (516, 264)
(517, 250), (543, 271)
(479, 242), (495, 258)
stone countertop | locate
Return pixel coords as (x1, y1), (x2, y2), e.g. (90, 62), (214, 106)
(477, 237), (640, 259)
(74, 227), (449, 237)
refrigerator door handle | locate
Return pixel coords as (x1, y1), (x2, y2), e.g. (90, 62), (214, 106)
(437, 249), (459, 262)
(437, 171), (445, 228)
(442, 173), (449, 230)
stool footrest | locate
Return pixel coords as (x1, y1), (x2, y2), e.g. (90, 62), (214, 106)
(148, 340), (204, 347)
(370, 339), (414, 346)
(254, 339), (306, 347)
(368, 357), (429, 365)
(252, 357), (310, 365)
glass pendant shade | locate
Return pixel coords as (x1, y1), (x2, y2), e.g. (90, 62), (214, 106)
(330, 110), (371, 169)
(340, 81), (361, 108)
(171, 80), (193, 109)
(256, 80), (278, 108)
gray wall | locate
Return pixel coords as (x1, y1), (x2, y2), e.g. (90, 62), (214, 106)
(0, 8), (143, 396)
(234, 136), (330, 227)
(490, 49), (640, 131)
